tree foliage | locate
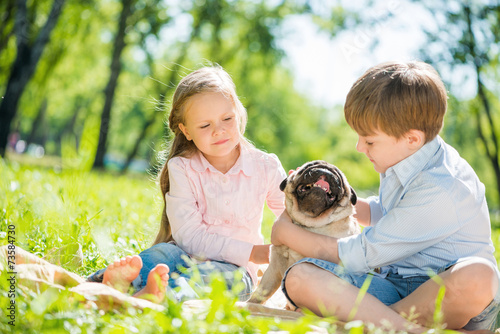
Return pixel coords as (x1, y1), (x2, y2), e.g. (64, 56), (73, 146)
(1, 0), (363, 179)
(4, 0), (500, 210)
(415, 0), (500, 207)
(0, 0), (66, 157)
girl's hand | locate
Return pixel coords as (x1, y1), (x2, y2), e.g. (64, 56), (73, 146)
(249, 244), (270, 264)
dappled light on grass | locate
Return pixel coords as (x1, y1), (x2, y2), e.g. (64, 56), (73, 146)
(2, 161), (499, 333)
(0, 161), (324, 333)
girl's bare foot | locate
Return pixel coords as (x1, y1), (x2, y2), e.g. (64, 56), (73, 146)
(102, 255), (142, 292)
(134, 264), (169, 303)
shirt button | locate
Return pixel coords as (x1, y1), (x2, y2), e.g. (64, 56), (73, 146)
(225, 200), (230, 205)
(222, 176), (229, 184)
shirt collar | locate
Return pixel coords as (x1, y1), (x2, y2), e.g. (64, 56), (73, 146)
(385, 135), (442, 187)
(189, 144), (254, 176)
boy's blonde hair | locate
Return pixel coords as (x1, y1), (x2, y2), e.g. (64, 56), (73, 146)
(344, 61), (448, 142)
(154, 65), (251, 245)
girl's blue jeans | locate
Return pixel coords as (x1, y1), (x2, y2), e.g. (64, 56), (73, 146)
(88, 242), (253, 301)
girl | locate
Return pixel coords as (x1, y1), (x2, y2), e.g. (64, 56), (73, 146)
(88, 65), (286, 302)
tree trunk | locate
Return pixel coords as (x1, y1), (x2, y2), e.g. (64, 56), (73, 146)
(56, 97), (83, 155)
(120, 25), (198, 172)
(476, 78), (500, 207)
(464, 5), (500, 207)
(121, 116), (154, 173)
(0, 0), (15, 56)
(0, 0), (66, 157)
(26, 98), (48, 146)
(93, 0), (134, 169)
(121, 62), (186, 173)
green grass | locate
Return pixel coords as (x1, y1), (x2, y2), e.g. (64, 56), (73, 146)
(1, 158), (499, 333)
(0, 159), (335, 333)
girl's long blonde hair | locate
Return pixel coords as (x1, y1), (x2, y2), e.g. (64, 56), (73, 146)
(153, 65), (250, 245)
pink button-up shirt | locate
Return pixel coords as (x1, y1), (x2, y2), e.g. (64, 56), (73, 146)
(166, 144), (286, 284)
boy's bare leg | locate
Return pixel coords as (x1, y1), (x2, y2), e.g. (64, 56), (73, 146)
(390, 258), (498, 329)
(133, 264), (169, 303)
(103, 255), (142, 292)
(284, 263), (426, 333)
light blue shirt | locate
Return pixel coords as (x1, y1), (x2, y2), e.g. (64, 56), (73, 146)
(338, 136), (498, 277)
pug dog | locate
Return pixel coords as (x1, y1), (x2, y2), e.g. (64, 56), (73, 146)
(248, 160), (360, 304)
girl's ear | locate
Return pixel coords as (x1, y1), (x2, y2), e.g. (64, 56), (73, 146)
(179, 123), (192, 141)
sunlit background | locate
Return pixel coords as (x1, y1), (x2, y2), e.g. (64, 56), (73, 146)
(1, 0), (499, 210)
(2, 1), (500, 330)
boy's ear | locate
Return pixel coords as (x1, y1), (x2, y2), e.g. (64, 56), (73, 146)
(179, 123), (192, 141)
(407, 129), (425, 148)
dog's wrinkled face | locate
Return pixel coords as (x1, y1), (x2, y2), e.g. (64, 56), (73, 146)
(249, 161), (359, 305)
(281, 160), (356, 220)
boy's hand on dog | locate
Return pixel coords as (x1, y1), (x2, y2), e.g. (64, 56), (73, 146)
(271, 210), (294, 247)
(269, 170), (296, 248)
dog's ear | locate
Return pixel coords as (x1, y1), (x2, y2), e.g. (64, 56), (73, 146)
(280, 178), (288, 192)
(350, 186), (357, 205)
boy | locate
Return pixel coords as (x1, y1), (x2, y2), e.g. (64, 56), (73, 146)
(271, 61), (499, 332)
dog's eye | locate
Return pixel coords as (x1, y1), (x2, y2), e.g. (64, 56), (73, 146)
(301, 185), (312, 192)
(297, 185), (311, 193)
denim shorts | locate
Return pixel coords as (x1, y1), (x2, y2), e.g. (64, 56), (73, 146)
(281, 257), (500, 331)
(88, 242), (253, 301)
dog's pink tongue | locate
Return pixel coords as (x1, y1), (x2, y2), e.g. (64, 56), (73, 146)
(315, 178), (330, 192)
